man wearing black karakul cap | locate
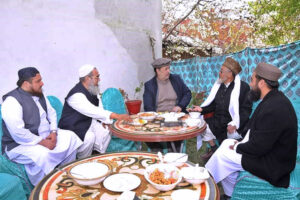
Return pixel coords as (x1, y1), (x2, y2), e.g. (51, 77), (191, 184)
(1, 67), (82, 186)
(143, 58), (192, 152)
(205, 63), (298, 200)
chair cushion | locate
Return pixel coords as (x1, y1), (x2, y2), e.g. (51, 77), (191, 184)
(0, 173), (27, 200)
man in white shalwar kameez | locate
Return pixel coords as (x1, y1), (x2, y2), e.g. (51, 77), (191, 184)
(1, 67), (83, 185)
(58, 65), (131, 159)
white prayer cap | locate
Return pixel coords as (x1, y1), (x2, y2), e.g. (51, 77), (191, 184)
(78, 64), (96, 78)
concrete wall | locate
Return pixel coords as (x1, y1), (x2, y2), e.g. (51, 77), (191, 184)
(0, 0), (161, 102)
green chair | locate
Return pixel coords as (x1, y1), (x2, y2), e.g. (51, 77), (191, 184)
(101, 88), (139, 152)
(0, 173), (27, 200)
(231, 99), (300, 200)
(0, 95), (63, 198)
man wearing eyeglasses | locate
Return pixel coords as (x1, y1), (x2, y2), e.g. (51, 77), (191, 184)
(189, 57), (252, 160)
(59, 64), (131, 159)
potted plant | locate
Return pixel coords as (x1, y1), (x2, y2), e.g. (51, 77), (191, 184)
(119, 82), (144, 115)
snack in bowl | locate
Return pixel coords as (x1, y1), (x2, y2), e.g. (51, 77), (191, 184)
(181, 166), (210, 184)
(144, 164), (182, 191)
(137, 112), (157, 120)
(67, 161), (111, 186)
(164, 153), (188, 167)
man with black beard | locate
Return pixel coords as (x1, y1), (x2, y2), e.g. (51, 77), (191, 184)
(205, 63), (298, 200)
(59, 65), (131, 158)
(1, 67), (82, 185)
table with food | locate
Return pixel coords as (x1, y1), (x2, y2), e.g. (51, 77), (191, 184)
(109, 112), (207, 152)
(29, 152), (219, 200)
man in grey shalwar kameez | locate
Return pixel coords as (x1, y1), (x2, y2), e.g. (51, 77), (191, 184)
(1, 67), (82, 185)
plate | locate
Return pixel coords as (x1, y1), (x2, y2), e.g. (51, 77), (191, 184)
(171, 189), (200, 200)
(103, 173), (141, 192)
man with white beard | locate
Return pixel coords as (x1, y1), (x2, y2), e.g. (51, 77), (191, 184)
(59, 65), (131, 159)
(189, 57), (252, 160)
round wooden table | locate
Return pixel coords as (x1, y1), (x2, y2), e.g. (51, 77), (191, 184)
(29, 152), (220, 200)
(109, 118), (206, 152)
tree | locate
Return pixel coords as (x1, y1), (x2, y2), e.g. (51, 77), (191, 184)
(249, 0), (300, 46)
(162, 0), (255, 60)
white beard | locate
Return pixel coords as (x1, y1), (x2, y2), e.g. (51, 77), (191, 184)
(88, 82), (100, 96)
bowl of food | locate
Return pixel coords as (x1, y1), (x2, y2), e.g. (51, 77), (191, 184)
(144, 164), (182, 191)
(189, 112), (201, 119)
(164, 153), (188, 167)
(185, 118), (202, 127)
(137, 112), (157, 120)
(181, 166), (210, 184)
(160, 112), (185, 122)
(67, 161), (112, 186)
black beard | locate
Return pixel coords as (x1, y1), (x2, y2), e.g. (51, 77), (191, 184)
(249, 88), (261, 102)
(30, 91), (43, 98)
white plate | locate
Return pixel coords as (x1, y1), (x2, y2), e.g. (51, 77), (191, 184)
(103, 173), (141, 192)
(171, 189), (199, 200)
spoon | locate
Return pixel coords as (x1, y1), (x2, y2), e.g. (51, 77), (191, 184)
(168, 154), (187, 163)
(157, 151), (164, 163)
(57, 168), (88, 179)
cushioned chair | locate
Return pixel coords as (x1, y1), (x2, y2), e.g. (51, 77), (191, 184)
(231, 99), (300, 200)
(101, 88), (139, 152)
(0, 95), (63, 198)
(0, 173), (27, 200)
(47, 95), (63, 123)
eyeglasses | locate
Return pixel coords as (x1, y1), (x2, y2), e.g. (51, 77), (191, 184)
(89, 75), (100, 80)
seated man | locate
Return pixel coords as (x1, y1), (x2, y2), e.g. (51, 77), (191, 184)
(205, 63), (298, 200)
(143, 58), (192, 152)
(58, 64), (131, 159)
(1, 67), (82, 185)
(190, 57), (252, 159)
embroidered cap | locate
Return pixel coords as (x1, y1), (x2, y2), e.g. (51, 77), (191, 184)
(17, 67), (40, 87)
(151, 58), (172, 69)
(79, 64), (96, 78)
(255, 63), (282, 81)
(223, 57), (242, 75)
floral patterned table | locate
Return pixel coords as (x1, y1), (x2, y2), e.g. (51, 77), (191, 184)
(30, 152), (219, 200)
(109, 117), (206, 152)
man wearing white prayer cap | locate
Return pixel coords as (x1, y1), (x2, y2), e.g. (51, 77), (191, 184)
(59, 64), (131, 158)
(190, 57), (252, 160)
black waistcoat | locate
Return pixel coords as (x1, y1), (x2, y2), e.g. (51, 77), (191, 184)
(58, 82), (99, 141)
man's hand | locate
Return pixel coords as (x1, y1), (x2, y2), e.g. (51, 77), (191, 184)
(172, 106), (182, 112)
(102, 123), (108, 129)
(117, 114), (132, 122)
(227, 125), (237, 134)
(46, 132), (57, 143)
(229, 140), (238, 150)
(187, 105), (202, 112)
(39, 138), (56, 150)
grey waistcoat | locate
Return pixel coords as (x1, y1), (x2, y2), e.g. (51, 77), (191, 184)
(1, 88), (47, 153)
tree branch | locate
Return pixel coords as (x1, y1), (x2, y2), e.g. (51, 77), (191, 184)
(163, 0), (201, 42)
